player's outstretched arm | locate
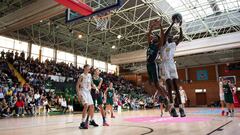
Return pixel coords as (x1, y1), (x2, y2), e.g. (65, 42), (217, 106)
(164, 22), (174, 44)
(176, 21), (183, 46)
(147, 23), (154, 44)
(158, 19), (165, 49)
(154, 90), (158, 99)
(91, 81), (99, 93)
(98, 78), (103, 90)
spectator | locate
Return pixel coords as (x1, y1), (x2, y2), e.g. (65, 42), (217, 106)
(34, 91), (41, 115)
(0, 87), (4, 102)
(22, 83), (30, 93)
(1, 50), (5, 59)
(25, 93), (35, 115)
(42, 97), (51, 114)
(61, 98), (67, 113)
(67, 97), (73, 113)
(0, 99), (11, 117)
(15, 97), (25, 117)
(179, 86), (187, 108)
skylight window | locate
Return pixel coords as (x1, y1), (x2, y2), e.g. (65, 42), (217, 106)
(152, 0), (240, 22)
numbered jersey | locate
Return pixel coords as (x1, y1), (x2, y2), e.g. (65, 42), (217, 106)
(223, 83), (231, 94)
(147, 43), (159, 63)
(161, 41), (176, 63)
(107, 88), (115, 98)
(93, 76), (102, 88)
(80, 73), (92, 91)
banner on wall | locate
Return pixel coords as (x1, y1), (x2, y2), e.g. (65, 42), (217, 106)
(196, 70), (208, 80)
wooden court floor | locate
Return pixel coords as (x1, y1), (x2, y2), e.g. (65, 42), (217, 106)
(0, 108), (239, 135)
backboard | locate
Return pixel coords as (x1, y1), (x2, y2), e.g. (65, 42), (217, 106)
(66, 0), (122, 23)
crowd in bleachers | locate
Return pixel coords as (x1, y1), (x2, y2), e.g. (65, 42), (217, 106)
(0, 50), (153, 118)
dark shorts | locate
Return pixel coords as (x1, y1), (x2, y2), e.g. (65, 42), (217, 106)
(158, 96), (165, 103)
(147, 62), (160, 84)
(106, 98), (114, 105)
(224, 93), (233, 103)
(91, 90), (103, 105)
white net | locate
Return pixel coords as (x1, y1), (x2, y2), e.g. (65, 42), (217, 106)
(93, 13), (110, 31)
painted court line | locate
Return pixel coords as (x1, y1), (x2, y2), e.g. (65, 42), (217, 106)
(206, 120), (233, 135)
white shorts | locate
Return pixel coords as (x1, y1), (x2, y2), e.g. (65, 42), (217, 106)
(80, 89), (94, 105)
(162, 62), (178, 79)
(219, 93), (224, 101)
(181, 97), (186, 104)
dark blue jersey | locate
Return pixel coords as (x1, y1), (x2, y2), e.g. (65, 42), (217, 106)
(147, 43), (159, 63)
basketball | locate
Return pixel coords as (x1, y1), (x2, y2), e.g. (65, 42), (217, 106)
(172, 13), (182, 23)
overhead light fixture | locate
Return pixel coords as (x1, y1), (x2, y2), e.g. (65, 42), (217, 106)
(112, 45), (116, 49)
(40, 20), (43, 23)
(117, 35), (122, 39)
(78, 34), (83, 39)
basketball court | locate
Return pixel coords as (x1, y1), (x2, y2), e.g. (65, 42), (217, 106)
(0, 0), (240, 135)
(0, 108), (239, 135)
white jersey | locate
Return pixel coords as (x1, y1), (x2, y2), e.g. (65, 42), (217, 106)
(219, 81), (223, 94)
(80, 73), (92, 91)
(161, 41), (176, 63)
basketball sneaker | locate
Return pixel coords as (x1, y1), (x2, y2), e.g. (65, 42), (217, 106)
(79, 122), (88, 129)
(221, 110), (225, 116)
(170, 108), (178, 117)
(164, 98), (169, 112)
(103, 122), (110, 126)
(179, 108), (186, 117)
(226, 112), (229, 117)
(89, 120), (99, 127)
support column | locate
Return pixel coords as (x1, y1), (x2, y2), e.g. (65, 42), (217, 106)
(215, 64), (219, 81)
(53, 48), (57, 61)
(39, 47), (42, 62)
(27, 42), (32, 58)
(74, 54), (77, 67)
(91, 58), (94, 67)
(185, 68), (188, 82)
(105, 62), (108, 73)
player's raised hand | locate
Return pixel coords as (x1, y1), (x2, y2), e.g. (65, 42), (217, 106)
(179, 21), (182, 26)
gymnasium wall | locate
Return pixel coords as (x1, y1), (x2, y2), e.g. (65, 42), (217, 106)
(121, 64), (240, 106)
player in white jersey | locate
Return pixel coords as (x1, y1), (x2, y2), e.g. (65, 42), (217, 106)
(219, 77), (225, 116)
(162, 21), (185, 117)
(76, 64), (99, 129)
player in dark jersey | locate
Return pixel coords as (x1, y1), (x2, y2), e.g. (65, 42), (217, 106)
(104, 82), (115, 118)
(146, 19), (168, 99)
(223, 79), (234, 117)
(91, 68), (109, 126)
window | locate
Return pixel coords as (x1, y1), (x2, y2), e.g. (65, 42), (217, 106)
(86, 58), (92, 67)
(108, 63), (117, 73)
(57, 50), (75, 64)
(13, 40), (28, 52)
(0, 36), (14, 49)
(41, 47), (54, 61)
(94, 60), (106, 72)
(77, 55), (86, 68)
(0, 36), (29, 58)
(31, 44), (40, 59)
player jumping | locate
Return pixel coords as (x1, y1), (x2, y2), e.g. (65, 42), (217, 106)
(162, 20), (186, 117)
(146, 19), (168, 100)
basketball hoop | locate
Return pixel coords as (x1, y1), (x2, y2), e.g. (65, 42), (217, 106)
(93, 12), (111, 31)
